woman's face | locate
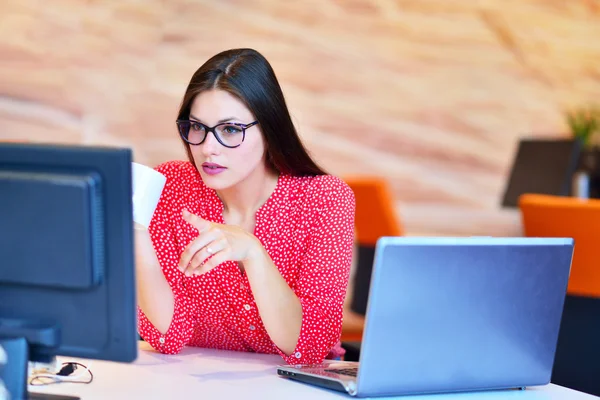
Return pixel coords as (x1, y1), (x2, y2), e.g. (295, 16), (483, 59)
(187, 89), (267, 191)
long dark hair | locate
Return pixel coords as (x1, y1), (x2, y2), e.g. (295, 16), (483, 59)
(177, 48), (326, 176)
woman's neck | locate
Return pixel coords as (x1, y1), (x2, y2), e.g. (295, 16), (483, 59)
(217, 165), (279, 225)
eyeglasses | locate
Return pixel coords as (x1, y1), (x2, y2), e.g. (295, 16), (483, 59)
(176, 119), (259, 148)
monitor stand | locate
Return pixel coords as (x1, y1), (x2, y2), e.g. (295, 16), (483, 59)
(0, 337), (79, 400)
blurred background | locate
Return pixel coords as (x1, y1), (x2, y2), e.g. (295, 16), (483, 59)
(2, 1), (600, 395)
(1, 0), (599, 237)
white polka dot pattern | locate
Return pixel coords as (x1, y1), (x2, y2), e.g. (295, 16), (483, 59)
(137, 161), (355, 365)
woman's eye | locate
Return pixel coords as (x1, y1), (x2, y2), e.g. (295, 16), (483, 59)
(224, 125), (241, 134)
(191, 123), (204, 131)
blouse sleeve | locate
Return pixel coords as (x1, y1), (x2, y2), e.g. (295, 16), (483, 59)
(276, 176), (356, 364)
(137, 161), (198, 354)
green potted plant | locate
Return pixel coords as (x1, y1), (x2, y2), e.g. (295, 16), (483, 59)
(566, 106), (600, 148)
(567, 106), (600, 198)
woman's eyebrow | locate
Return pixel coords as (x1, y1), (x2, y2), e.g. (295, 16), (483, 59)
(189, 114), (238, 124)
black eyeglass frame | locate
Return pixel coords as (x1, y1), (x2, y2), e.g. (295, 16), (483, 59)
(176, 119), (259, 148)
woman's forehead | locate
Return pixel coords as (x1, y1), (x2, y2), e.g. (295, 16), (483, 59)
(190, 89), (254, 124)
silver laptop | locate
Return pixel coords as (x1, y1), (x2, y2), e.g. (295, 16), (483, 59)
(277, 237), (574, 397)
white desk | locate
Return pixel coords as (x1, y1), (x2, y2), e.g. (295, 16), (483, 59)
(34, 342), (597, 400)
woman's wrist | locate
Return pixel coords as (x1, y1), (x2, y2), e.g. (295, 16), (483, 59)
(242, 235), (269, 269)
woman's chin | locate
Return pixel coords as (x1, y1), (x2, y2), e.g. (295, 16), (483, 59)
(200, 171), (236, 191)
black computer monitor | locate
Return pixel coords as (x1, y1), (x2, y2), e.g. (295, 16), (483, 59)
(0, 143), (138, 399)
(501, 138), (582, 207)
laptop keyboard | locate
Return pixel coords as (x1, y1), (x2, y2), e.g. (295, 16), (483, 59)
(324, 367), (358, 377)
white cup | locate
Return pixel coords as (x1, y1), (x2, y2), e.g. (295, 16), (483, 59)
(131, 162), (167, 229)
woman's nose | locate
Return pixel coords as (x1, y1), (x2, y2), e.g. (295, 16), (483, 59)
(200, 131), (221, 155)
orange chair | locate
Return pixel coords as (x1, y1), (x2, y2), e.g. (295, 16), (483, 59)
(519, 194), (600, 298)
(340, 177), (403, 355)
(519, 193), (600, 396)
(345, 176), (403, 248)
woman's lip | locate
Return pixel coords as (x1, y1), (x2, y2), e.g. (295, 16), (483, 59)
(202, 165), (226, 175)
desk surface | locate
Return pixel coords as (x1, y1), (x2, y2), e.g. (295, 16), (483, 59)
(34, 342), (597, 400)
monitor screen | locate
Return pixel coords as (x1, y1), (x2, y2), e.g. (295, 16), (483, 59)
(0, 142), (138, 399)
(501, 138), (582, 208)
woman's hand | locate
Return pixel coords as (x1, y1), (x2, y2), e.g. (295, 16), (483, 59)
(178, 209), (262, 276)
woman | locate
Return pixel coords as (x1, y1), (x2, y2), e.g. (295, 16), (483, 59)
(136, 48), (355, 365)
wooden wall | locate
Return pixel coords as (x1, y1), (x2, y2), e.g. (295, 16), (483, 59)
(1, 0), (599, 235)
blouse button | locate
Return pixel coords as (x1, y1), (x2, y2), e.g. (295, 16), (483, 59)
(243, 304), (251, 311)
(159, 337), (165, 344)
(249, 325), (256, 331)
(294, 352), (302, 359)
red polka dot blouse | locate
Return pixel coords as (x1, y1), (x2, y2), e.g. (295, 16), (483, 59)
(137, 161), (356, 365)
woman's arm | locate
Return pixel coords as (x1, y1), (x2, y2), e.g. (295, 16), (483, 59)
(136, 162), (199, 354)
(270, 177), (355, 363)
(243, 247), (303, 355)
(179, 176), (355, 364)
(178, 212), (302, 354)
(135, 227), (175, 334)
